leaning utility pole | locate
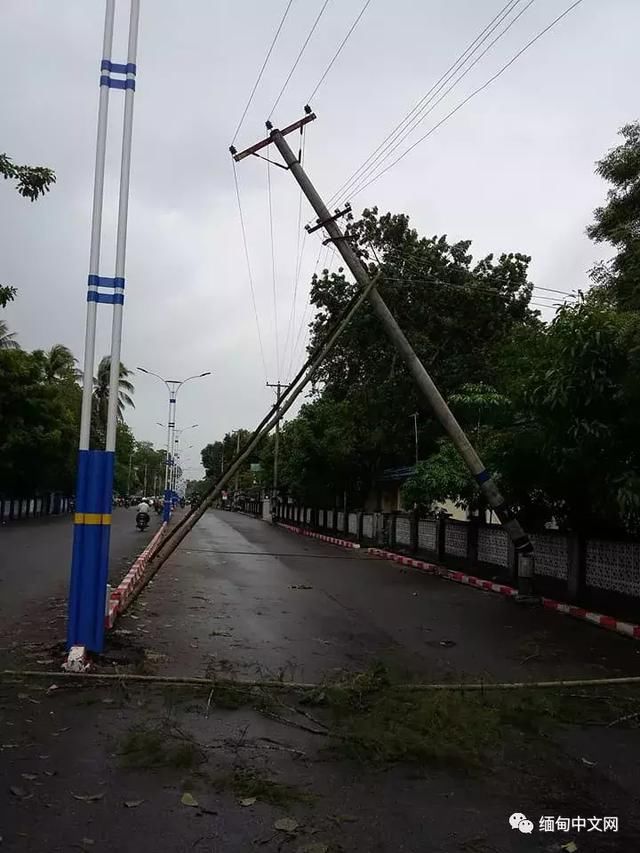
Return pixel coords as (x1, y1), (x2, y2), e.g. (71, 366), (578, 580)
(233, 431), (241, 494)
(232, 110), (535, 597)
(266, 381), (284, 508)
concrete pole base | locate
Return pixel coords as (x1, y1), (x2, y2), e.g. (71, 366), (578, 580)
(62, 645), (90, 672)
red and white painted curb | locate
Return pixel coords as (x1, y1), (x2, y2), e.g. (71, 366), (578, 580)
(367, 547), (437, 574)
(276, 522), (360, 549)
(105, 521), (167, 629)
(540, 597), (640, 639)
(440, 567), (518, 598)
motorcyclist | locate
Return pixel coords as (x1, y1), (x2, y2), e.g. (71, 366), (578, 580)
(136, 498), (151, 525)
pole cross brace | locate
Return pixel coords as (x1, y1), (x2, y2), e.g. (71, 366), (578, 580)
(306, 203), (352, 234)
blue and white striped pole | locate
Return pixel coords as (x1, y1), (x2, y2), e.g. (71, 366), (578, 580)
(67, 0), (141, 661)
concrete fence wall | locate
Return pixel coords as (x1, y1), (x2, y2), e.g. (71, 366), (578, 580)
(0, 493), (72, 524)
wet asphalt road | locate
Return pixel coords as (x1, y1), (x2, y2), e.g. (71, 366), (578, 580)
(0, 508), (160, 635)
(2, 510), (640, 852)
(132, 509), (640, 683)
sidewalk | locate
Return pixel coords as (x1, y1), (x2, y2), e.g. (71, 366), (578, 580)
(2, 510), (639, 852)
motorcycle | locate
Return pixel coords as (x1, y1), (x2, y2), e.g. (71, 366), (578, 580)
(136, 511), (150, 531)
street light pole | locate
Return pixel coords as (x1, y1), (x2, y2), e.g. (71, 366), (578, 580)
(67, 0), (141, 660)
(138, 369), (210, 521)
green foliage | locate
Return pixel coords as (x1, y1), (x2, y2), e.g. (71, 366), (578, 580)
(587, 122), (640, 309)
(0, 348), (80, 495)
(112, 429), (166, 497)
(91, 356), (135, 446)
(201, 428), (257, 490)
(401, 439), (479, 512)
(0, 152), (56, 201)
(493, 296), (640, 534)
(1, 151), (55, 304)
(0, 285), (17, 309)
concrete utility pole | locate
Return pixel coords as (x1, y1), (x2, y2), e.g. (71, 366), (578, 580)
(233, 111), (535, 597)
(266, 381), (284, 510)
(233, 431), (241, 495)
(410, 412), (419, 467)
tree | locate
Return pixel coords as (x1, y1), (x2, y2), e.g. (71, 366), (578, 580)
(489, 296), (640, 535)
(279, 208), (537, 503)
(2, 152), (56, 305)
(33, 344), (80, 382)
(401, 439), (479, 514)
(201, 429), (258, 490)
(0, 318), (19, 350)
(587, 122), (640, 310)
(92, 356), (135, 443)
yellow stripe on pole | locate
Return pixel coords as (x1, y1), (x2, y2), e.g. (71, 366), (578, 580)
(74, 513), (112, 526)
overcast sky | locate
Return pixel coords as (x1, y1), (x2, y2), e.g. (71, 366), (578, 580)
(1, 0), (638, 479)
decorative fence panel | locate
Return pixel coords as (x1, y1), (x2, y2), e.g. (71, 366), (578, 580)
(477, 525), (509, 567)
(337, 511), (344, 531)
(445, 522), (468, 557)
(395, 516), (411, 546)
(418, 519), (437, 552)
(348, 513), (358, 534)
(586, 539), (640, 598)
(530, 533), (568, 580)
(362, 513), (374, 539)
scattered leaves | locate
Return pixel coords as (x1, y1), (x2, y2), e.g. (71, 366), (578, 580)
(240, 797), (257, 807)
(124, 799), (144, 808)
(181, 792), (198, 808)
(561, 844), (578, 853)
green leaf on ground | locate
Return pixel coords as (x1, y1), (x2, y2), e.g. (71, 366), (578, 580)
(239, 797), (257, 807)
(181, 792), (198, 807)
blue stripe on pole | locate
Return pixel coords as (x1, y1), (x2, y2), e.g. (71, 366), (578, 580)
(87, 275), (125, 289)
(87, 292), (125, 305)
(100, 60), (137, 75)
(67, 450), (115, 652)
(474, 469), (491, 484)
(99, 76), (136, 91)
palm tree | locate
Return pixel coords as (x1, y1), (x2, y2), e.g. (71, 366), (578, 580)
(0, 318), (19, 350)
(39, 344), (80, 382)
(92, 356), (135, 435)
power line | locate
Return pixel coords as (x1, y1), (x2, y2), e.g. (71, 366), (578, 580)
(231, 0), (296, 145)
(307, 0), (373, 103)
(266, 159), (280, 379)
(326, 0), (523, 207)
(348, 0), (585, 200)
(341, 0), (539, 204)
(231, 160), (268, 381)
(269, 0), (332, 119)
